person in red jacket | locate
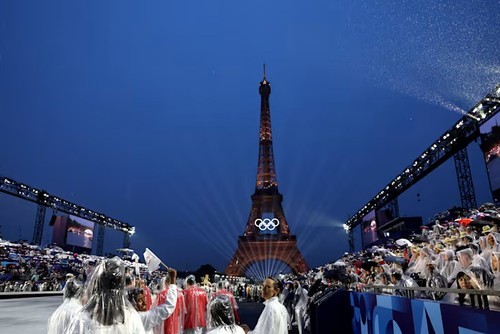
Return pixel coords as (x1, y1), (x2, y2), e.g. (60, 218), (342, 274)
(137, 278), (153, 311)
(156, 277), (186, 334)
(183, 275), (208, 334)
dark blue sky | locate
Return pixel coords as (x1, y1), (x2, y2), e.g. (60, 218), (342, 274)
(1, 1), (499, 273)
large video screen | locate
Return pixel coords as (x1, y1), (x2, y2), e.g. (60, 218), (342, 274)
(480, 115), (500, 204)
(66, 215), (94, 250)
(362, 210), (377, 248)
(486, 150), (500, 203)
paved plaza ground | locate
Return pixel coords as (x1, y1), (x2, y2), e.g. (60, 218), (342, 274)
(0, 296), (299, 334)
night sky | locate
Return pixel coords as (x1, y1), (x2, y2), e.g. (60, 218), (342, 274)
(1, 1), (499, 274)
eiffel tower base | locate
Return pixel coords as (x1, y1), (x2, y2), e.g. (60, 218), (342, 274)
(225, 236), (309, 276)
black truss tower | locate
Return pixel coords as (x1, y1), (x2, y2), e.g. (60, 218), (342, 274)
(454, 147), (477, 210)
(32, 192), (47, 245)
(97, 224), (105, 256)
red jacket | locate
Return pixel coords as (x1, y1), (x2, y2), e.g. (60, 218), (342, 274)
(183, 286), (208, 329)
(157, 287), (185, 334)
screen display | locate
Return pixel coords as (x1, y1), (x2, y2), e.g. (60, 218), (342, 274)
(486, 150), (500, 204)
(362, 210), (378, 248)
(65, 215), (94, 250)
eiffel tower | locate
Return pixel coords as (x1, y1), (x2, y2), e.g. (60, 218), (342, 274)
(225, 67), (308, 277)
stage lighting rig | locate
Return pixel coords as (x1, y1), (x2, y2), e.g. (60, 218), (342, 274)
(0, 176), (135, 245)
(345, 86), (500, 230)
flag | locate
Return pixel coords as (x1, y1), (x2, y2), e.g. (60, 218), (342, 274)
(132, 253), (140, 277)
(143, 248), (161, 273)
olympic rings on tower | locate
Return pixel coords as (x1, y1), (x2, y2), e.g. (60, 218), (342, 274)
(254, 218), (280, 231)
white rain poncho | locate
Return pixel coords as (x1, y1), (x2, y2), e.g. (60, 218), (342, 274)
(249, 296), (289, 334)
(47, 278), (83, 334)
(392, 269), (420, 299)
(455, 270), (489, 308)
(481, 233), (500, 263)
(423, 260), (448, 300)
(126, 284), (177, 334)
(206, 294), (245, 334)
(293, 281), (308, 334)
(488, 252), (500, 310)
(67, 257), (146, 334)
(440, 250), (458, 284)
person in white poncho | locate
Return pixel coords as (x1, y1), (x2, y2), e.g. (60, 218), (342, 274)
(241, 277), (289, 334)
(67, 257), (146, 334)
(206, 294), (245, 334)
(293, 280), (308, 334)
(47, 277), (83, 334)
(127, 268), (178, 334)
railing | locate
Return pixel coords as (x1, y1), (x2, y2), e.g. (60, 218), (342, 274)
(311, 284), (500, 334)
(354, 284), (500, 311)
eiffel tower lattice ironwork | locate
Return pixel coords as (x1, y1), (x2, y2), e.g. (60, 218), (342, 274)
(225, 68), (308, 276)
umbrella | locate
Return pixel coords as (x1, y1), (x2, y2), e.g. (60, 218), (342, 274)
(483, 215), (500, 223)
(333, 260), (346, 267)
(396, 238), (413, 247)
(469, 219), (494, 226)
(456, 218), (473, 226)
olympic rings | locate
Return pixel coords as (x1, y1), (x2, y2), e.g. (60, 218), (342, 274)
(254, 218), (280, 231)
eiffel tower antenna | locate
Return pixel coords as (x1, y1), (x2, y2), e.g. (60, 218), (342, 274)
(263, 63), (266, 79)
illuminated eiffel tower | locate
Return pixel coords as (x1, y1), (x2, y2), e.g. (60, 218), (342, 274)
(225, 67), (308, 277)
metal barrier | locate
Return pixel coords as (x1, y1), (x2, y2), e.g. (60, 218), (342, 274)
(359, 284), (500, 310)
(310, 288), (353, 334)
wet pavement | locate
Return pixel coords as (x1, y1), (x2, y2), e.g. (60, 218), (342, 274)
(0, 296), (302, 333)
(0, 295), (61, 334)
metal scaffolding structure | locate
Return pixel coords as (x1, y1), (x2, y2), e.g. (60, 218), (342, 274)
(345, 87), (500, 230)
(96, 224), (106, 256)
(454, 147), (477, 210)
(32, 196), (47, 246)
(0, 176), (135, 250)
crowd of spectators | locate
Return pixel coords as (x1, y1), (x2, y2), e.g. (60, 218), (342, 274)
(1, 202), (500, 333)
(0, 240), (153, 293)
(259, 202), (500, 333)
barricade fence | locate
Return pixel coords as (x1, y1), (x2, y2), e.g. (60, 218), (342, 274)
(311, 285), (500, 334)
(359, 283), (500, 297)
